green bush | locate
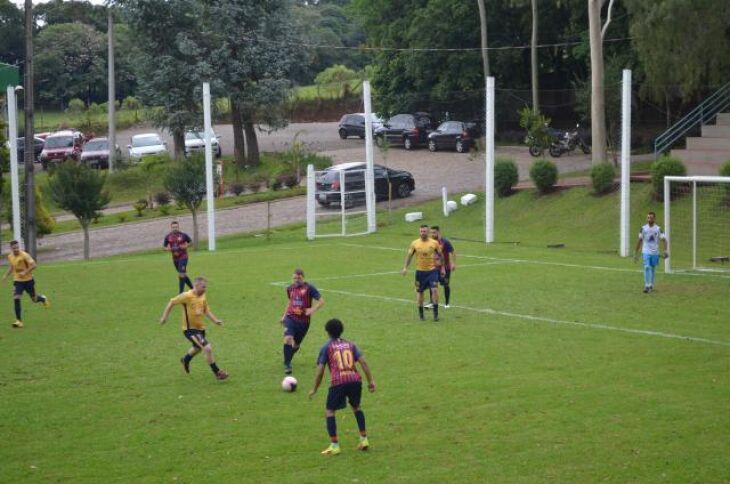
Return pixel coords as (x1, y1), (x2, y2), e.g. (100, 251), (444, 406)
(529, 159), (558, 194)
(494, 158), (519, 197)
(720, 159), (730, 177)
(651, 156), (686, 200)
(133, 198), (148, 217)
(118, 213), (128, 223)
(66, 98), (85, 115)
(590, 162), (616, 195)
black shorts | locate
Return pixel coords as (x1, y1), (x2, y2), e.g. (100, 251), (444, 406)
(13, 280), (36, 298)
(183, 329), (209, 349)
(439, 269), (451, 286)
(283, 316), (310, 345)
(326, 381), (363, 411)
(415, 270), (439, 293)
(173, 258), (188, 273)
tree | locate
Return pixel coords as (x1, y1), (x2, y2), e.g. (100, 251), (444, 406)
(34, 0), (108, 32)
(47, 162), (109, 260)
(163, 155), (213, 250)
(0, 0), (24, 68)
(588, 0), (607, 164)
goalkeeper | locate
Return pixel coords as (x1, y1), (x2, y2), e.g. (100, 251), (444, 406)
(633, 211), (668, 293)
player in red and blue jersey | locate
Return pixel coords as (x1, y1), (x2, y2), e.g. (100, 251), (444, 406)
(429, 225), (456, 308)
(309, 318), (375, 456)
(163, 221), (193, 294)
(280, 268), (325, 375)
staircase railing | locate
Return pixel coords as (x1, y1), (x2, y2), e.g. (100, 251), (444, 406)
(654, 82), (730, 159)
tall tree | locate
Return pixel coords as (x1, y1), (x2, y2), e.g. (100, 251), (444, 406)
(477, 0), (490, 79)
(0, 0), (24, 67)
(47, 162), (110, 260)
(164, 155), (211, 249)
(587, 0), (607, 164)
(34, 0), (108, 32)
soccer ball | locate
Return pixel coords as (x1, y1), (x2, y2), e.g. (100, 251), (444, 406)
(281, 376), (298, 392)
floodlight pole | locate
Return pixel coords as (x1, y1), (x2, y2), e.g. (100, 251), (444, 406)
(7, 86), (21, 243)
(203, 82), (216, 251)
(620, 69), (631, 257)
(363, 80), (376, 233)
(306, 164), (315, 240)
(485, 76), (495, 243)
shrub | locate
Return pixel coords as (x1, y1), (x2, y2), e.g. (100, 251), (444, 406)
(153, 191), (172, 207)
(66, 98), (85, 115)
(590, 162), (616, 195)
(158, 205), (171, 216)
(720, 159), (730, 177)
(133, 198), (148, 217)
(494, 158), (519, 197)
(247, 178), (263, 193)
(529, 159), (558, 194)
(651, 156), (686, 200)
(229, 182), (245, 196)
(268, 177), (283, 191)
(118, 213), (128, 223)
(278, 174), (298, 189)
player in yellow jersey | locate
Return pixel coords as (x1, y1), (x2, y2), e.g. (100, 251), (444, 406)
(2, 240), (49, 328)
(401, 225), (445, 321)
(160, 276), (228, 380)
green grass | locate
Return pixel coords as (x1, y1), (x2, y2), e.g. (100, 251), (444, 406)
(560, 160), (654, 179)
(1, 186), (729, 482)
(18, 108), (144, 134)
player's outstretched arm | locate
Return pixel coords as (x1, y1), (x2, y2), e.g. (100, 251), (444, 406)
(159, 300), (175, 325)
(633, 238), (643, 262)
(358, 356), (376, 392)
(308, 364), (326, 399)
(2, 266), (12, 280)
(206, 309), (224, 325)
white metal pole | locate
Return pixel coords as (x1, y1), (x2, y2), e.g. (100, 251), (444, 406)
(620, 69), (631, 257)
(664, 177), (670, 273)
(442, 186), (449, 217)
(485, 77), (495, 243)
(306, 164), (315, 240)
(692, 180), (697, 270)
(203, 82), (216, 251)
(107, 9), (116, 172)
(339, 170), (346, 236)
(363, 81), (376, 233)
(7, 86), (22, 243)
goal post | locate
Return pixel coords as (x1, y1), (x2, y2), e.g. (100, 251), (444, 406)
(664, 175), (730, 273)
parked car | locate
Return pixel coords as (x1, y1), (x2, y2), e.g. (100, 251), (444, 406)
(427, 121), (480, 153)
(39, 129), (85, 170)
(80, 137), (121, 169)
(374, 112), (433, 150)
(5, 136), (45, 163)
(337, 113), (384, 139)
(184, 130), (222, 158)
(315, 161), (415, 207)
(128, 133), (168, 161)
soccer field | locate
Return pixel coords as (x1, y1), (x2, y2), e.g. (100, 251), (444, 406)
(2, 198), (729, 482)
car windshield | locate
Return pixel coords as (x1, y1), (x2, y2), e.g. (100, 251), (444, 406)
(44, 136), (73, 148)
(185, 132), (204, 140)
(132, 136), (161, 147)
(84, 140), (108, 151)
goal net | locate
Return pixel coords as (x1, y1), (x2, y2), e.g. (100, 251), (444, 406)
(664, 176), (730, 273)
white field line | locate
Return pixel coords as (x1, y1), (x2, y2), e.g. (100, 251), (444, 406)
(340, 243), (730, 280)
(268, 261), (514, 286)
(294, 285), (730, 348)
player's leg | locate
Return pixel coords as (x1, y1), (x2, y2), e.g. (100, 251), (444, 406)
(415, 271), (425, 320)
(28, 280), (48, 307)
(429, 271), (439, 321)
(201, 341), (228, 380)
(348, 382), (368, 450)
(322, 386), (344, 455)
(282, 317), (296, 374)
(649, 255), (659, 290)
(12, 283), (23, 327)
(443, 270), (451, 307)
(178, 258), (193, 291)
(642, 254), (651, 292)
(182, 330), (204, 373)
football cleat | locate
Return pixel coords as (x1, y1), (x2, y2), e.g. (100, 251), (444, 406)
(284, 364), (293, 376)
(215, 370), (229, 381)
(181, 357), (190, 374)
(643, 287), (650, 293)
(321, 444), (341, 456)
(424, 303), (433, 309)
(357, 437), (369, 451)
(444, 304), (450, 309)
(42, 296), (50, 308)
(12, 320), (23, 328)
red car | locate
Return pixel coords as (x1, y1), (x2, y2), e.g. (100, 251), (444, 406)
(39, 130), (85, 170)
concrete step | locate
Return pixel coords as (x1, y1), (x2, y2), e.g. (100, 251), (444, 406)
(715, 113), (730, 126)
(670, 153), (726, 175)
(686, 137), (730, 151)
(672, 149), (730, 163)
(701, 124), (730, 138)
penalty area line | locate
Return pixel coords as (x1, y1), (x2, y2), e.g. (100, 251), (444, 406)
(315, 286), (730, 348)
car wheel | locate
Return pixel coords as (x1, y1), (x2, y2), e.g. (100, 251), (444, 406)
(404, 137), (413, 150)
(396, 183), (411, 198)
(428, 140), (437, 152)
(338, 129), (348, 140)
(581, 143), (591, 154)
(456, 140), (466, 153)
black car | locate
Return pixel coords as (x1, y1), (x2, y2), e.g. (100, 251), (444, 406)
(11, 137), (45, 162)
(374, 113), (433, 150)
(338, 113), (384, 139)
(316, 162), (415, 207)
(427, 121), (480, 153)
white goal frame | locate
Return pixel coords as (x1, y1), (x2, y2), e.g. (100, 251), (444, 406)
(664, 175), (730, 273)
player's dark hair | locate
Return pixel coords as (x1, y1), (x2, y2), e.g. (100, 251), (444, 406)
(294, 268), (304, 276)
(171, 221), (179, 225)
(420, 224), (429, 228)
(10, 240), (19, 246)
(325, 318), (344, 338)
(431, 225), (440, 231)
(648, 211), (656, 217)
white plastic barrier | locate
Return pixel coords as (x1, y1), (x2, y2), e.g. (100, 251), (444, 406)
(446, 200), (458, 213)
(405, 212), (423, 222)
(461, 193), (477, 206)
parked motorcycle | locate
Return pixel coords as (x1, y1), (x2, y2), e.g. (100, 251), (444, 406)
(548, 125), (591, 157)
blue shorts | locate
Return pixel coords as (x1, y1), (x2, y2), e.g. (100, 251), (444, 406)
(439, 269), (451, 286)
(13, 280), (36, 298)
(173, 258), (188, 274)
(283, 316), (310, 345)
(183, 329), (209, 348)
(415, 270), (439, 293)
(643, 254), (660, 267)
(326, 381), (363, 411)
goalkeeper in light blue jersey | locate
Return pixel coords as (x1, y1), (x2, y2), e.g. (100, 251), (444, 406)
(633, 211), (668, 293)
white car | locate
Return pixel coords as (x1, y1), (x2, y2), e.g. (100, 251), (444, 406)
(185, 130), (222, 158)
(128, 133), (168, 161)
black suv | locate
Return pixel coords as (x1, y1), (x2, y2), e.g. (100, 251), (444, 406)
(374, 113), (433, 150)
(316, 162), (416, 207)
(427, 121), (480, 153)
(337, 113), (383, 139)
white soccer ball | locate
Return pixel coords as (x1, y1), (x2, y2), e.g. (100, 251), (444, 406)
(281, 376), (298, 392)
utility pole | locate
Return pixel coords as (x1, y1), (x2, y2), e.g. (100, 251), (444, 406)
(23, 0), (36, 257)
(107, 7), (116, 172)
